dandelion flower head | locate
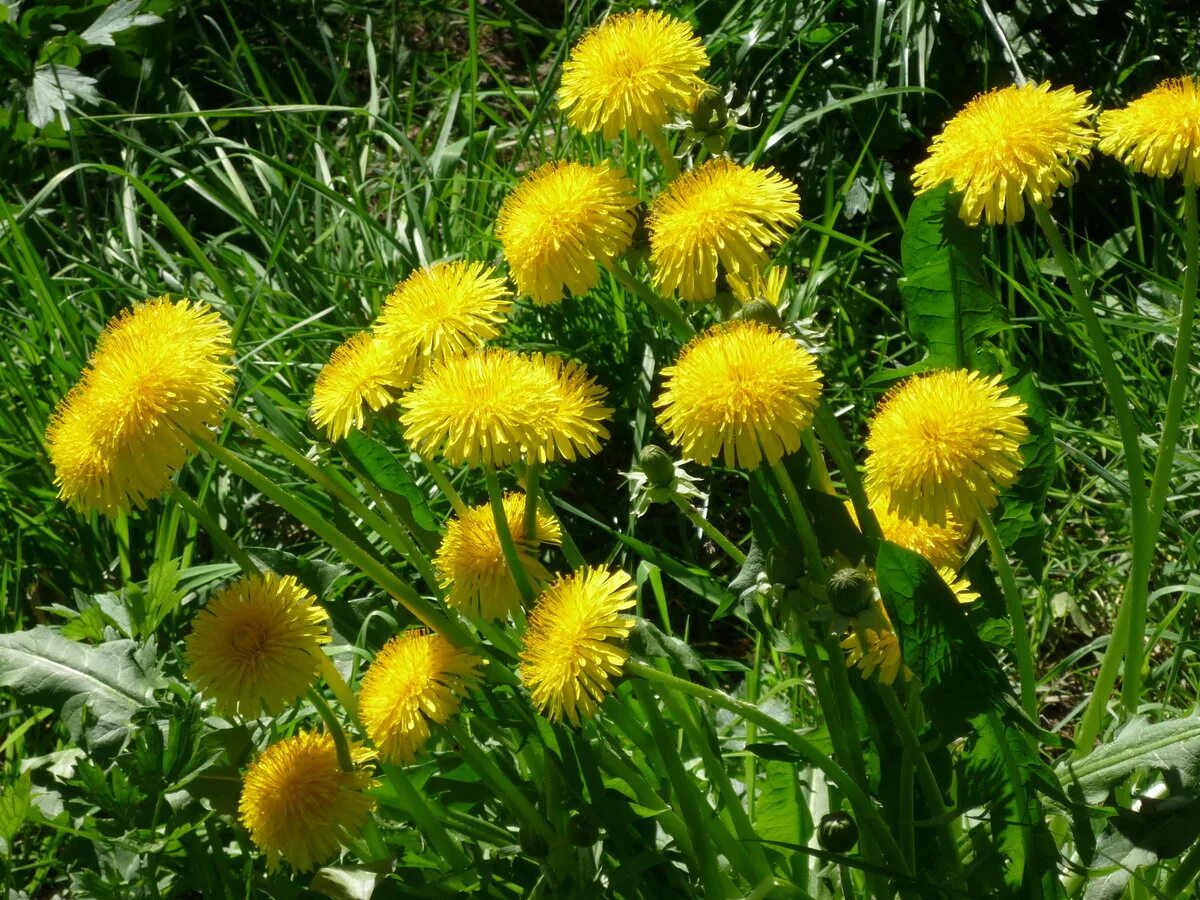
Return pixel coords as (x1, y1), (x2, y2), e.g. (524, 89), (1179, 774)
(519, 566), (637, 726)
(912, 82), (1097, 225)
(239, 730), (375, 871)
(841, 599), (910, 686)
(559, 10), (709, 140)
(649, 158), (801, 302)
(435, 493), (562, 620)
(310, 331), (407, 441)
(401, 349), (611, 467)
(848, 489), (968, 571)
(358, 630), (483, 764)
(374, 261), (512, 381)
(496, 161), (638, 305)
(45, 297), (233, 516)
(185, 572), (330, 719)
(864, 369), (1028, 525)
(656, 320), (823, 470)
(1098, 77), (1200, 184)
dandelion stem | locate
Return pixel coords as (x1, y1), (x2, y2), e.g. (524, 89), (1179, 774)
(768, 458), (825, 579)
(1034, 204), (1152, 743)
(976, 500), (1037, 721)
(813, 405), (881, 544)
(166, 483), (259, 575)
(611, 265), (695, 342)
(1147, 184), (1198, 543)
(624, 659), (911, 877)
(669, 494), (746, 564)
(318, 653), (358, 717)
(483, 466), (536, 605)
(308, 688), (354, 773)
(419, 452), (469, 517)
(648, 128), (681, 180)
(522, 461), (541, 541)
(381, 763), (469, 870)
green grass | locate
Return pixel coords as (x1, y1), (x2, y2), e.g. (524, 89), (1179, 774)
(3, 0), (1200, 897)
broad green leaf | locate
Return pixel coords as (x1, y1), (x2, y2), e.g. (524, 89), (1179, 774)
(309, 866), (385, 900)
(994, 371), (1056, 578)
(754, 760), (807, 846)
(1055, 714), (1200, 807)
(1083, 796), (1200, 900)
(900, 181), (1007, 368)
(248, 547), (348, 601)
(0, 627), (163, 753)
(340, 431), (438, 534)
(626, 618), (703, 672)
(0, 771), (31, 856)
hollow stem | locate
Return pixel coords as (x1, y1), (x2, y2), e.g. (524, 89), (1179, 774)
(612, 265), (695, 342)
(483, 466), (536, 605)
(669, 494), (746, 564)
(308, 688), (354, 772)
(166, 483), (259, 575)
(976, 500), (1037, 721)
(768, 457), (826, 579)
(523, 461), (541, 541)
(1148, 184), (1198, 538)
(381, 763), (469, 870)
(318, 653), (358, 717)
(813, 405), (881, 545)
(1034, 204), (1151, 737)
(648, 128), (681, 180)
(418, 452), (469, 518)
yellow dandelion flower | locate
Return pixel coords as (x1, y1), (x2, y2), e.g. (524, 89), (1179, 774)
(649, 158), (801, 302)
(864, 370), (1029, 525)
(519, 566), (637, 726)
(1098, 77), (1200, 183)
(45, 297), (233, 517)
(357, 631), (483, 764)
(655, 320), (823, 470)
(310, 331), (407, 441)
(559, 10), (709, 140)
(239, 730), (376, 872)
(841, 600), (911, 686)
(184, 572), (330, 718)
(912, 82), (1097, 226)
(496, 161), (638, 305)
(938, 567), (980, 605)
(374, 261), (512, 382)
(435, 493), (562, 620)
(400, 349), (611, 467)
(727, 265), (788, 306)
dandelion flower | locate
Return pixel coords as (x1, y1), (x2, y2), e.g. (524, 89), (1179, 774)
(374, 261), (512, 381)
(912, 82), (1097, 226)
(649, 158), (801, 302)
(310, 331), (407, 441)
(520, 566), (637, 726)
(656, 320), (823, 469)
(841, 600), (910, 686)
(1098, 77), (1200, 183)
(45, 297), (233, 516)
(185, 572), (329, 718)
(939, 567), (980, 605)
(239, 730), (375, 871)
(357, 631), (483, 764)
(435, 493), (562, 620)
(496, 161), (638, 305)
(849, 489), (968, 571)
(559, 10), (709, 140)
(727, 265), (787, 306)
(400, 349), (611, 467)
(864, 370), (1028, 525)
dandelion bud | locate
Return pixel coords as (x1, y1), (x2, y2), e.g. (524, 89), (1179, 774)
(827, 568), (873, 616)
(817, 812), (859, 853)
(639, 444), (677, 488)
(691, 85), (729, 135)
(734, 299), (784, 330)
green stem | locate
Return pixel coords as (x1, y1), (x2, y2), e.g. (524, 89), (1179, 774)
(189, 429), (472, 646)
(612, 265), (695, 343)
(318, 653), (358, 717)
(308, 688), (354, 772)
(647, 128), (680, 180)
(669, 494), (746, 564)
(166, 484), (259, 575)
(768, 458), (825, 579)
(483, 466), (536, 604)
(814, 404), (881, 545)
(442, 719), (554, 842)
(523, 461), (541, 542)
(877, 685), (965, 880)
(1148, 184), (1198, 538)
(381, 763), (469, 870)
(355, 475), (441, 594)
(802, 429), (836, 495)
(624, 660), (911, 876)
(419, 452), (469, 518)
(976, 501), (1037, 721)
(1166, 835), (1200, 896)
(1033, 204), (1152, 726)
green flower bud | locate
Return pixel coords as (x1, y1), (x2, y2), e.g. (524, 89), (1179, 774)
(692, 86), (729, 134)
(639, 444), (677, 488)
(827, 568), (873, 616)
(817, 812), (859, 853)
(734, 299), (784, 329)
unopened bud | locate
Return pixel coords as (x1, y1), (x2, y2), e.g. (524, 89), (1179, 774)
(692, 86), (729, 134)
(735, 300), (784, 329)
(827, 568), (873, 616)
(639, 444), (677, 488)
